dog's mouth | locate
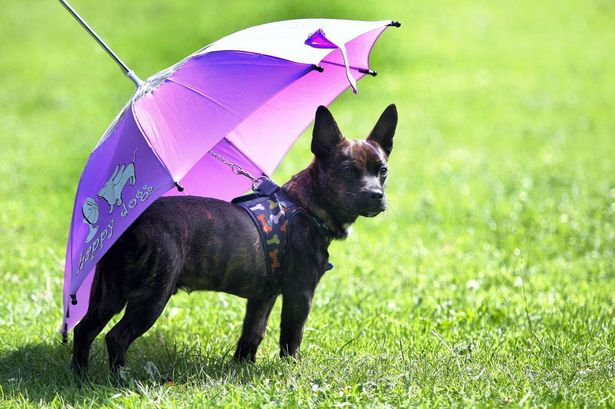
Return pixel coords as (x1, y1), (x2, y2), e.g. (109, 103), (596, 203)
(358, 202), (386, 217)
(362, 208), (384, 217)
(342, 191), (386, 218)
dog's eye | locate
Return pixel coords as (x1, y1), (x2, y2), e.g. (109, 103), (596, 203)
(380, 166), (388, 176)
(343, 167), (354, 177)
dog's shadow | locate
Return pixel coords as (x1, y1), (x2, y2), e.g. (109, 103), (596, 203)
(0, 336), (283, 406)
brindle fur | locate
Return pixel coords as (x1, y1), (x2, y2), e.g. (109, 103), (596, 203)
(71, 104), (398, 374)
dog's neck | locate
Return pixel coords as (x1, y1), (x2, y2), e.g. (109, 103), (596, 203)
(282, 162), (357, 240)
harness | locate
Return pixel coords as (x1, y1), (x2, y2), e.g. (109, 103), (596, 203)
(232, 180), (331, 275)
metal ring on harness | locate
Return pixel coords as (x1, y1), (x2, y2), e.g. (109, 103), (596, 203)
(252, 176), (271, 192)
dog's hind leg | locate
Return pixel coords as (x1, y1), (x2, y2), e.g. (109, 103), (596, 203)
(72, 264), (126, 375)
(233, 297), (277, 362)
(104, 273), (177, 371)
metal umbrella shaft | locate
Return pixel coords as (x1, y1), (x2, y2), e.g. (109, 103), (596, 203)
(58, 0), (143, 87)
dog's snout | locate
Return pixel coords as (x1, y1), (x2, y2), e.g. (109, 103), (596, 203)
(368, 189), (384, 201)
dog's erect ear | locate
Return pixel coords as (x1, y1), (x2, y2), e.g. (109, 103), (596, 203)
(367, 104), (397, 157)
(312, 105), (343, 158)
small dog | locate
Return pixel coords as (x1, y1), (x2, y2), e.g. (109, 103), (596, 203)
(72, 104), (397, 373)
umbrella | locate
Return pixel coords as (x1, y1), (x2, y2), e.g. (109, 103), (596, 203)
(59, 0), (399, 339)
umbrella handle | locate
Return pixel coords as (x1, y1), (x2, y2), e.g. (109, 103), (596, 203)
(58, 0), (143, 88)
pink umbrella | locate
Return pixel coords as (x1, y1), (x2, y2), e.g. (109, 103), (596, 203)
(58, 0), (399, 340)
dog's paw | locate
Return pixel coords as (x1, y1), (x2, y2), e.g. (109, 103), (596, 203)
(233, 349), (257, 364)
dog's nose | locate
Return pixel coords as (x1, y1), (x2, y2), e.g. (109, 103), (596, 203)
(368, 189), (384, 201)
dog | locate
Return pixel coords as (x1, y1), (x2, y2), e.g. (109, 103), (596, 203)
(71, 104), (397, 374)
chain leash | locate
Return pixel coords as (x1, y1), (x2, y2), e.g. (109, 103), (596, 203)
(208, 150), (270, 191)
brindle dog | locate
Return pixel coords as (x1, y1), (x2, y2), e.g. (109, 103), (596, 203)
(72, 104), (397, 374)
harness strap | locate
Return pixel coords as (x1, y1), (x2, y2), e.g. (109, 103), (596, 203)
(232, 185), (331, 275)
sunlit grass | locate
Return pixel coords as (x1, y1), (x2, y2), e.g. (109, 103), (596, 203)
(0, 0), (613, 407)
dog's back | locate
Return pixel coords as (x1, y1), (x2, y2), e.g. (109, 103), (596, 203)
(104, 196), (273, 300)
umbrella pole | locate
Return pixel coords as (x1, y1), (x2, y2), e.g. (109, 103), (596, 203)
(58, 0), (144, 88)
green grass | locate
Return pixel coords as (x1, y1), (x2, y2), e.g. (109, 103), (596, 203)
(1, 0), (614, 407)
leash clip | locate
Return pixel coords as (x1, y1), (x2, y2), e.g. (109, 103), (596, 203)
(253, 177), (278, 195)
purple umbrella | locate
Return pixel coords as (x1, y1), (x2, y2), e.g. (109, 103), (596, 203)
(59, 0), (399, 339)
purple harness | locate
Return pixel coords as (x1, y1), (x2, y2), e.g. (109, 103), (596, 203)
(232, 180), (331, 275)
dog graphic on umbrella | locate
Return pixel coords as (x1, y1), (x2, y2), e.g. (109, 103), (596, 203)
(82, 151), (136, 244)
(97, 154), (137, 214)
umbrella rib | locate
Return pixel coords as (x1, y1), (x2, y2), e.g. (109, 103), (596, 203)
(320, 60), (375, 75)
(165, 78), (241, 118)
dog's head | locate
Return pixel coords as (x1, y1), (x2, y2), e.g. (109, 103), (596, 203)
(311, 104), (397, 218)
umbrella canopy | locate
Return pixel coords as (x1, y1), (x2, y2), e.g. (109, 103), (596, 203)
(61, 17), (398, 337)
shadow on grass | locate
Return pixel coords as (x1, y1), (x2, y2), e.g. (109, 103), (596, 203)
(0, 337), (282, 406)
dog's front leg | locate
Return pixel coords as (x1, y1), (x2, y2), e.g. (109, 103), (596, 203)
(279, 289), (314, 359)
(234, 296), (277, 362)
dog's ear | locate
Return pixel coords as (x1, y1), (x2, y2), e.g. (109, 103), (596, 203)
(367, 104), (397, 157)
(312, 105), (343, 159)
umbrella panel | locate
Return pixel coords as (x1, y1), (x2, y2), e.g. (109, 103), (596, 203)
(134, 52), (316, 183)
(63, 107), (175, 331)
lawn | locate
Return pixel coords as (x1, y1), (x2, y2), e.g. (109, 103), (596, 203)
(1, 0), (614, 407)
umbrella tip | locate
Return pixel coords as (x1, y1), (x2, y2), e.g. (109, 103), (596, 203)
(388, 21), (401, 28)
(359, 69), (378, 77)
(175, 182), (184, 192)
(70, 294), (78, 305)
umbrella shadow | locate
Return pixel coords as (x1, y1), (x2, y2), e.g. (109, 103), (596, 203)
(0, 336), (282, 406)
